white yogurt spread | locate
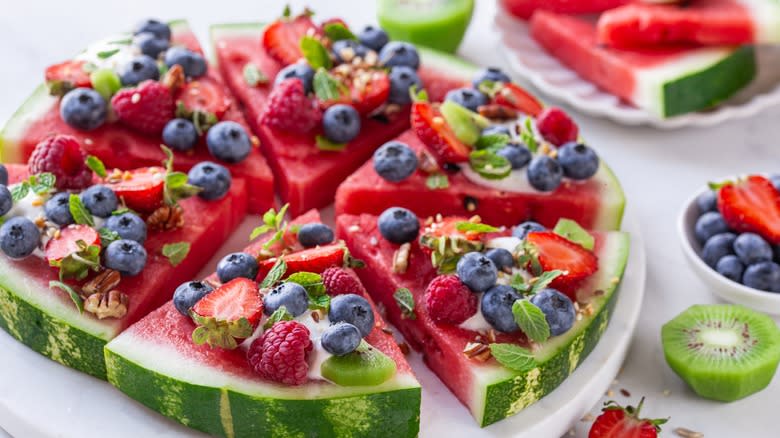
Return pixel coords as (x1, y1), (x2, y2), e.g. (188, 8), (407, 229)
(75, 35), (139, 72)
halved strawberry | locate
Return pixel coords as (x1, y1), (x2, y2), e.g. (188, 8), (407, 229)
(45, 60), (92, 94)
(261, 15), (321, 66)
(588, 398), (666, 438)
(411, 101), (471, 164)
(525, 231), (598, 298)
(44, 225), (101, 264)
(192, 277), (264, 325)
(103, 167), (165, 213)
(176, 80), (231, 120)
(257, 243), (347, 280)
(717, 175), (780, 245)
(319, 71), (391, 115)
(493, 83), (543, 117)
(422, 216), (491, 243)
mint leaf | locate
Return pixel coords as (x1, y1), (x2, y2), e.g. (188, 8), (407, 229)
(286, 272), (326, 297)
(553, 219), (594, 250)
(323, 23), (357, 41)
(50, 281), (84, 314)
(52, 242), (101, 281)
(521, 118), (538, 153)
(69, 194), (94, 227)
(162, 242), (191, 267)
(282, 4), (291, 18)
(512, 299), (551, 343)
(510, 273), (529, 294)
(164, 170), (202, 206)
(529, 270), (563, 295)
(30, 173), (56, 195)
(308, 294), (330, 311)
(455, 222), (500, 233)
(161, 144), (175, 173)
(10, 182), (30, 202)
(475, 133), (511, 151)
(489, 343), (536, 372)
(316, 135), (347, 151)
(425, 173), (449, 190)
(300, 36), (332, 70)
(264, 306), (293, 330)
(250, 225), (273, 240)
(469, 150), (512, 180)
(97, 48), (120, 59)
(260, 258), (287, 288)
(85, 155), (107, 178)
(97, 227), (120, 248)
(313, 68), (347, 101)
(243, 63), (268, 87)
(393, 288), (416, 320)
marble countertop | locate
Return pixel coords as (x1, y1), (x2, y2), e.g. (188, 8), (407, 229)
(1, 1), (778, 437)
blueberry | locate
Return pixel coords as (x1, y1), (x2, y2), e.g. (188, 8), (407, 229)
(557, 142), (599, 180)
(274, 63), (315, 94)
(734, 233), (773, 265)
(216, 252), (259, 283)
(445, 88), (488, 112)
(481, 285), (520, 333)
(373, 141), (418, 182)
(472, 67), (511, 88)
(105, 212), (147, 243)
(0, 185), (11, 217)
(321, 322), (362, 356)
(164, 47), (207, 78)
(527, 155), (563, 192)
(715, 255), (744, 283)
(118, 55), (160, 86)
(328, 293), (375, 337)
(0, 217), (40, 259)
(770, 174), (780, 193)
(529, 288), (575, 336)
(379, 41), (420, 69)
(162, 118), (198, 151)
(104, 239), (147, 276)
(485, 248), (514, 272)
(358, 25), (389, 51)
(133, 32), (169, 59)
(696, 190), (718, 214)
(0, 165), (7, 186)
(187, 162), (232, 201)
(322, 104), (361, 144)
(134, 18), (171, 41)
(701, 232), (737, 268)
(80, 185), (118, 218)
(173, 281), (214, 316)
(387, 66), (422, 105)
(206, 121), (252, 163)
(457, 252), (498, 292)
(694, 212), (729, 244)
(481, 125), (512, 138)
(43, 192), (74, 226)
(60, 88), (107, 131)
(512, 221), (546, 240)
(496, 144), (531, 170)
(297, 223), (335, 248)
(378, 207), (420, 244)
(264, 282), (309, 317)
(332, 40), (370, 64)
(743, 261), (780, 292)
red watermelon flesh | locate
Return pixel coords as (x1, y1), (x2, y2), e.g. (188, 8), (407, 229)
(501, 0), (632, 20)
(3, 164), (248, 330)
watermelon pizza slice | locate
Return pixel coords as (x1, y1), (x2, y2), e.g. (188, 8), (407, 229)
(0, 136), (247, 379)
(0, 18), (274, 214)
(209, 7), (478, 217)
(106, 208), (421, 438)
(336, 209), (630, 426)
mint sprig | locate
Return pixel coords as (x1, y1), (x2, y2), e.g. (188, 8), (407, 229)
(455, 222), (500, 233)
(323, 23), (357, 41)
(300, 36), (332, 70)
(313, 68), (348, 101)
(97, 227), (120, 248)
(11, 173), (57, 202)
(250, 204), (297, 253)
(69, 194), (94, 227)
(260, 258), (287, 288)
(394, 288), (416, 320)
(161, 145), (202, 206)
(50, 280), (84, 314)
(489, 343), (536, 372)
(512, 299), (550, 343)
(85, 155), (107, 178)
(162, 242), (191, 267)
(520, 118), (538, 153)
(49, 240), (101, 281)
(264, 306), (293, 330)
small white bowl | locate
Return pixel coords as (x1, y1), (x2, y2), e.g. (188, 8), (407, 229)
(678, 188), (780, 315)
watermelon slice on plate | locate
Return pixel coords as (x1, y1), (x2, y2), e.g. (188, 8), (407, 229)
(500, 0), (632, 20)
(105, 210), (422, 437)
(0, 20), (275, 214)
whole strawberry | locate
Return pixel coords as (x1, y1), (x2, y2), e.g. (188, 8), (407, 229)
(425, 274), (477, 324)
(112, 80), (175, 135)
(322, 267), (363, 296)
(589, 398), (667, 438)
(28, 135), (93, 190)
(259, 78), (321, 133)
(248, 320), (312, 385)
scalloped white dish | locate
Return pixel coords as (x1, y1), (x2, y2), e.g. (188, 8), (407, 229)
(494, 8), (780, 129)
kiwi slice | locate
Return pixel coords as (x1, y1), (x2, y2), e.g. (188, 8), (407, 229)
(661, 304), (780, 402)
(377, 0), (474, 53)
(320, 340), (397, 386)
(439, 100), (490, 146)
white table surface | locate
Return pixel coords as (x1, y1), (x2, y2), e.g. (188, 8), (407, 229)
(0, 1), (778, 437)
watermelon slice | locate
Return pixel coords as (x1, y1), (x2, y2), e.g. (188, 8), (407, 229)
(598, 0), (780, 48)
(336, 213), (630, 426)
(501, 0), (632, 20)
(209, 22), (475, 217)
(105, 210), (422, 437)
(0, 164), (248, 379)
(0, 20), (275, 214)
(530, 11), (757, 118)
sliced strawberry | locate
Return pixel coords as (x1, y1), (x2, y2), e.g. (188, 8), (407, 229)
(103, 167), (165, 213)
(192, 277), (264, 325)
(176, 79), (231, 120)
(45, 225), (101, 264)
(422, 217), (490, 242)
(45, 60), (91, 93)
(321, 17), (349, 29)
(319, 71), (391, 115)
(588, 398), (666, 438)
(257, 243), (347, 281)
(411, 101), (471, 164)
(717, 175), (780, 245)
(261, 15), (321, 66)
(525, 231), (598, 298)
(493, 83), (543, 117)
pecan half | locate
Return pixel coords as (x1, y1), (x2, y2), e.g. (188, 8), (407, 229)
(162, 64), (185, 93)
(84, 290), (128, 319)
(147, 204), (184, 231)
(82, 269), (121, 296)
(478, 104), (518, 121)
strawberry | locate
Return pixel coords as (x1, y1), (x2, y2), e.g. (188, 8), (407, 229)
(421, 216), (492, 243)
(525, 231), (598, 298)
(257, 243), (348, 281)
(261, 14), (321, 66)
(411, 101), (471, 164)
(45, 60), (91, 95)
(717, 175), (780, 245)
(176, 80), (231, 120)
(259, 78), (322, 133)
(589, 398), (667, 438)
(190, 278), (264, 349)
(319, 71), (391, 115)
(493, 83), (543, 117)
(103, 167), (165, 213)
(419, 216), (490, 273)
(44, 225), (101, 264)
(536, 107), (579, 147)
(111, 80), (175, 135)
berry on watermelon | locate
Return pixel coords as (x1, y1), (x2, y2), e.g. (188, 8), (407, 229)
(190, 277), (263, 349)
(176, 80), (231, 120)
(28, 135), (93, 190)
(322, 266), (363, 296)
(716, 175), (780, 245)
(259, 78), (322, 133)
(411, 100), (471, 164)
(318, 71), (391, 115)
(492, 82), (543, 117)
(524, 231), (598, 297)
(111, 80), (175, 135)
(248, 320), (313, 385)
(44, 225), (101, 264)
(45, 60), (92, 96)
(257, 243), (350, 281)
(536, 107), (578, 147)
(425, 274), (477, 324)
(103, 167), (165, 213)
(261, 12), (321, 66)
(588, 398), (667, 438)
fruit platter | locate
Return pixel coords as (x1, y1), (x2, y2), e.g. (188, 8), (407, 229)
(1, 1), (779, 438)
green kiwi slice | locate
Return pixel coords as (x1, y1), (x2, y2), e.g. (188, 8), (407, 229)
(321, 340), (397, 386)
(661, 304), (780, 402)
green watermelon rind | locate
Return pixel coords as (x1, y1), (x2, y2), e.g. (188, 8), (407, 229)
(593, 162), (625, 231)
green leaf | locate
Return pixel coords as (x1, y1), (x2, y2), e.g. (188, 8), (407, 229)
(308, 294), (331, 311)
(164, 169), (202, 206)
(512, 299), (551, 343)
(469, 150), (512, 180)
(250, 225), (273, 240)
(97, 48), (120, 59)
(300, 36), (332, 70)
(282, 4), (292, 17)
(316, 135), (347, 151)
(260, 258), (287, 288)
(455, 222), (500, 233)
(243, 63), (268, 87)
(85, 155), (107, 178)
(425, 173), (449, 190)
(53, 242), (101, 281)
(97, 228), (120, 248)
(68, 194), (94, 227)
(529, 270), (563, 295)
(162, 242), (191, 267)
(409, 84), (428, 103)
(323, 23), (357, 41)
(521, 118), (538, 153)
(264, 306), (293, 330)
(107, 38), (132, 45)
(286, 272), (325, 297)
(393, 288), (416, 320)
(708, 181), (729, 190)
(510, 273), (529, 294)
(10, 182), (30, 202)
(489, 343), (537, 372)
(30, 173), (56, 195)
(50, 281), (84, 314)
(274, 203), (289, 228)
(553, 218), (595, 250)
(161, 144), (175, 173)
(475, 133), (511, 151)
(313, 68), (347, 101)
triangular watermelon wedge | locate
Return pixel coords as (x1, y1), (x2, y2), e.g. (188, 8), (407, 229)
(501, 0), (632, 19)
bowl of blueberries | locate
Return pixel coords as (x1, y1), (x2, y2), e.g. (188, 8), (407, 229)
(678, 174), (780, 314)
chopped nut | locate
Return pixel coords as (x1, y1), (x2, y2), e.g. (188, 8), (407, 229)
(348, 224), (361, 233)
(82, 269), (121, 295)
(34, 216), (46, 228)
(364, 50), (378, 66)
(84, 290), (128, 319)
(418, 150), (440, 174)
(250, 135), (261, 147)
(663, 389), (672, 397)
(463, 342), (491, 361)
(392, 243), (411, 274)
(432, 116), (445, 127)
(487, 329), (497, 344)
(674, 427), (704, 438)
(162, 64), (185, 92)
(606, 389), (615, 397)
(620, 388), (631, 397)
(381, 327), (393, 335)
(147, 204), (185, 231)
(478, 104), (518, 120)
(398, 342), (410, 355)
(31, 197), (44, 207)
(339, 47), (355, 62)
(311, 310), (320, 323)
(580, 414), (594, 422)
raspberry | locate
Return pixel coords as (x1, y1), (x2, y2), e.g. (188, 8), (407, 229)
(247, 320), (312, 386)
(259, 78), (321, 133)
(111, 80), (175, 135)
(425, 274), (478, 324)
(322, 267), (363, 296)
(535, 107), (578, 147)
(28, 135), (93, 190)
